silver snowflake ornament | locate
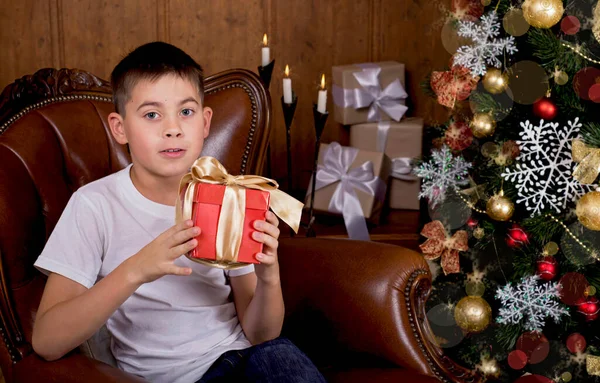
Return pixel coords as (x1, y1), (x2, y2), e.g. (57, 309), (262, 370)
(495, 275), (569, 332)
(501, 118), (593, 216)
(414, 145), (471, 206)
(453, 11), (518, 77)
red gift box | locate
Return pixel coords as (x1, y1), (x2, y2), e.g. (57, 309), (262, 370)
(188, 183), (270, 264)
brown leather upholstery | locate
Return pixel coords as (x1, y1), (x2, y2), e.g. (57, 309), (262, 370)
(0, 68), (480, 382)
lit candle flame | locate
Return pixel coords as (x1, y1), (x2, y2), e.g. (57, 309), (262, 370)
(263, 33), (268, 46)
(285, 65), (290, 77)
(320, 74), (326, 89)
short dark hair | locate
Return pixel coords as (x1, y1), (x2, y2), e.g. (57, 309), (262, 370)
(110, 41), (204, 116)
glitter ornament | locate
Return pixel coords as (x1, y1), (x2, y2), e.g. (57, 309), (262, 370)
(483, 68), (509, 94)
(576, 191), (600, 231)
(522, 0), (564, 29)
(536, 256), (558, 281)
(454, 296), (492, 332)
(487, 191), (514, 221)
(445, 121), (473, 151)
(533, 97), (557, 120)
(587, 354), (600, 376)
(470, 113), (496, 138)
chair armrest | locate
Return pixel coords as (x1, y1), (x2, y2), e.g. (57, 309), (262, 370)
(13, 352), (145, 382)
(278, 237), (482, 383)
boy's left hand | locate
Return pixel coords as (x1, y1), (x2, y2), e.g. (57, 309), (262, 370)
(252, 211), (281, 284)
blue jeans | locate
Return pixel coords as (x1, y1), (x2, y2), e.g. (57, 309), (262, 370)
(196, 337), (327, 383)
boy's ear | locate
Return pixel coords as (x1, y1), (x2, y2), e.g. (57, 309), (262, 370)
(202, 107), (213, 139)
(108, 112), (128, 145)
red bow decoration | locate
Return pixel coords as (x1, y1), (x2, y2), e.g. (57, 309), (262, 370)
(419, 220), (468, 275)
(430, 64), (479, 109)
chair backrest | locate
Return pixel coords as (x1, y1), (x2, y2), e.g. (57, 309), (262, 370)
(0, 67), (271, 377)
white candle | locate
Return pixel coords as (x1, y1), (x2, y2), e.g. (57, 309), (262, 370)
(317, 74), (327, 113)
(261, 34), (270, 67)
(283, 65), (293, 104)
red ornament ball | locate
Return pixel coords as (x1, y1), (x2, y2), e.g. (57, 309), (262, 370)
(508, 350), (528, 370)
(566, 333), (587, 354)
(536, 256), (558, 281)
(533, 98), (557, 120)
(576, 296), (599, 321)
(516, 332), (549, 364)
(589, 83), (600, 103)
(506, 224), (529, 248)
(558, 272), (589, 305)
(466, 217), (478, 228)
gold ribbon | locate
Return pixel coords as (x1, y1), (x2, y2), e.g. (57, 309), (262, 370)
(175, 157), (304, 269)
(572, 139), (600, 184)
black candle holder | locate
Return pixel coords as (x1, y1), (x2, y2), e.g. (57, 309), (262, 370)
(281, 93), (298, 196)
(257, 60), (275, 89)
(306, 104), (329, 238)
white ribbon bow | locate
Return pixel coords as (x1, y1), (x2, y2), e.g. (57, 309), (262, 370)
(313, 142), (387, 241)
(333, 64), (408, 122)
(375, 121), (417, 181)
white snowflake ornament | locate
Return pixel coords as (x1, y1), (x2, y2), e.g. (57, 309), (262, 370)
(495, 275), (569, 331)
(453, 11), (518, 77)
(414, 145), (471, 206)
(501, 118), (593, 216)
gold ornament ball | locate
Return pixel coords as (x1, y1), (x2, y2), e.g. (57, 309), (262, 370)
(522, 0), (564, 29)
(555, 71), (569, 85)
(471, 113), (496, 138)
(576, 191), (600, 231)
(483, 68), (509, 94)
(481, 0), (491, 5)
(473, 227), (485, 239)
(454, 296), (492, 333)
(487, 193), (515, 221)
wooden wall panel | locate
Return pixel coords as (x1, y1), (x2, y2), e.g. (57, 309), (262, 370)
(60, 0), (159, 80)
(0, 0), (451, 193)
(0, 0), (55, 83)
(379, 0), (450, 125)
(168, 0), (268, 75)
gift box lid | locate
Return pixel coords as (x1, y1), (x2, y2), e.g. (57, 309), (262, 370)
(193, 183), (270, 210)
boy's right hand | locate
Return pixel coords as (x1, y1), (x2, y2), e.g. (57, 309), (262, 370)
(125, 220), (199, 285)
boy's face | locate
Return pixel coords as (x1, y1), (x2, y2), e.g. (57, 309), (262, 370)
(108, 74), (211, 181)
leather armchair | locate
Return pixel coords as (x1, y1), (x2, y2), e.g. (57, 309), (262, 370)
(0, 68), (480, 382)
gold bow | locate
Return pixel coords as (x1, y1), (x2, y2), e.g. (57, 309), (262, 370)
(572, 139), (600, 184)
(175, 157), (304, 269)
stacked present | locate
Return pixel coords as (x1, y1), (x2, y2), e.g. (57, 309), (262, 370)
(305, 61), (423, 240)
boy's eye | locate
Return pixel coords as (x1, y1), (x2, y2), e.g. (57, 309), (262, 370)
(145, 112), (158, 120)
(181, 108), (194, 117)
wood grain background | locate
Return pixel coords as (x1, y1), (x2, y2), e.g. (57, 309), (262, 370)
(0, 0), (451, 192)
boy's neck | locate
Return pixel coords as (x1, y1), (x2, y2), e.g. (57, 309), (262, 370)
(129, 165), (182, 207)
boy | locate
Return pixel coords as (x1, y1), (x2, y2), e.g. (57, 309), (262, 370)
(31, 42), (326, 383)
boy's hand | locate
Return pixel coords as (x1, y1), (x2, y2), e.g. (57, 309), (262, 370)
(252, 211), (281, 284)
(125, 220), (199, 285)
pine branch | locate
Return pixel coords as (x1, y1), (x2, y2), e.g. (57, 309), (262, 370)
(511, 245), (536, 280)
(553, 81), (586, 117)
(521, 214), (564, 245)
(580, 122), (600, 149)
(527, 29), (586, 73)
(495, 323), (523, 351)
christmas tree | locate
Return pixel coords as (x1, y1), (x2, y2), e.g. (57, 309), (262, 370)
(419, 0), (600, 381)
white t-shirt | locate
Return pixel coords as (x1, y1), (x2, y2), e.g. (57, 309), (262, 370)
(34, 164), (254, 382)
